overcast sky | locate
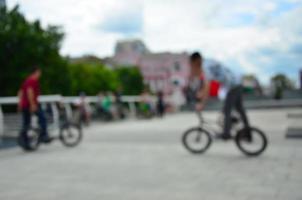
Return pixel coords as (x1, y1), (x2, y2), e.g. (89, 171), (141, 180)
(7, 0), (302, 83)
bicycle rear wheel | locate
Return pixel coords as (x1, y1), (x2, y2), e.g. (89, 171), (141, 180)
(18, 128), (40, 151)
(182, 127), (212, 154)
(235, 127), (268, 156)
(60, 123), (82, 147)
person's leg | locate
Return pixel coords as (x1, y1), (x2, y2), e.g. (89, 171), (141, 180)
(234, 86), (249, 129)
(36, 105), (49, 141)
(20, 108), (31, 148)
(222, 88), (236, 138)
(234, 86), (252, 141)
(160, 103), (165, 117)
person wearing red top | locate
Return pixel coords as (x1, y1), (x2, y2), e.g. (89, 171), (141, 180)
(18, 67), (50, 149)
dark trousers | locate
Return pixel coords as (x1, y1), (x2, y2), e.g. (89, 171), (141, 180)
(157, 104), (165, 117)
(20, 106), (48, 145)
(223, 86), (249, 135)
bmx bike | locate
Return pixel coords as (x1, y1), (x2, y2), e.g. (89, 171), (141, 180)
(182, 112), (268, 156)
(18, 116), (82, 152)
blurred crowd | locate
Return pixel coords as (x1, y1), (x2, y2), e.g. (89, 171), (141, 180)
(71, 89), (173, 126)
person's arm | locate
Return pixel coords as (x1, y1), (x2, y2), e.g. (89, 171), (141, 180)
(201, 80), (209, 104)
(27, 87), (37, 113)
(17, 89), (23, 112)
(196, 81), (209, 111)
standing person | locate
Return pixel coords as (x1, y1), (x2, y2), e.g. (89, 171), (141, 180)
(217, 75), (250, 140)
(18, 67), (50, 148)
(76, 92), (91, 126)
(139, 89), (154, 117)
(101, 92), (113, 121)
(186, 52), (209, 112)
(156, 91), (165, 117)
(114, 89), (125, 119)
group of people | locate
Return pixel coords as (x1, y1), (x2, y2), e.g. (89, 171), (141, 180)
(71, 91), (125, 124)
(97, 91), (125, 121)
(137, 90), (166, 118)
(17, 51), (250, 149)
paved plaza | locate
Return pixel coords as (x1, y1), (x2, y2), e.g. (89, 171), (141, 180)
(0, 108), (302, 200)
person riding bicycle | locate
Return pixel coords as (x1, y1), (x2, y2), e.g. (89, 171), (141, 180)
(217, 75), (250, 140)
(18, 66), (51, 148)
(185, 52), (209, 112)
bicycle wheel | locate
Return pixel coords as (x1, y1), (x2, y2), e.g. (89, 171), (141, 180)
(18, 128), (40, 151)
(182, 127), (212, 154)
(235, 127), (268, 156)
(59, 123), (82, 147)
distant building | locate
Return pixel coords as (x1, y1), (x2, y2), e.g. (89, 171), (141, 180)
(112, 39), (149, 66)
(109, 39), (234, 95)
(203, 59), (234, 83)
(0, 0), (5, 7)
(138, 52), (189, 93)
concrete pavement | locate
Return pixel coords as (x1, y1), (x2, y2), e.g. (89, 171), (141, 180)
(0, 108), (301, 200)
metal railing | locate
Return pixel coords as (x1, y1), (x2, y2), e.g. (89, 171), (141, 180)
(0, 94), (153, 143)
(0, 95), (62, 142)
(2, 94), (301, 143)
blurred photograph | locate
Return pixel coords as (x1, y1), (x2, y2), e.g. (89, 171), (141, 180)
(0, 0), (302, 199)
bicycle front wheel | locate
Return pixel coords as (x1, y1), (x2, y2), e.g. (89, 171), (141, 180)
(59, 123), (82, 147)
(182, 127), (212, 154)
(235, 127), (268, 156)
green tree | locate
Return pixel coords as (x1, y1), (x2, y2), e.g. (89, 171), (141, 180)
(68, 63), (119, 95)
(115, 67), (144, 95)
(0, 6), (145, 97)
(271, 73), (294, 90)
(0, 6), (71, 96)
(271, 73), (294, 99)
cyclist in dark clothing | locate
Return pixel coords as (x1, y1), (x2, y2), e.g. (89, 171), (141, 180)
(218, 76), (250, 140)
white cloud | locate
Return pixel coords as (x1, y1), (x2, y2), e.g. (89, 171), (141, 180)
(7, 0), (142, 56)
(6, 0), (302, 83)
(143, 0), (282, 74)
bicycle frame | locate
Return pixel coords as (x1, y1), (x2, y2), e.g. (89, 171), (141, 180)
(30, 115), (72, 140)
(196, 111), (242, 137)
(196, 112), (220, 135)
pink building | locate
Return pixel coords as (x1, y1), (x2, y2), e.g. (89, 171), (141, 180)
(111, 39), (189, 94)
(138, 52), (189, 94)
(110, 39), (233, 95)
(112, 39), (149, 66)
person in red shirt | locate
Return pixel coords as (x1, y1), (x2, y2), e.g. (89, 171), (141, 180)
(18, 67), (50, 148)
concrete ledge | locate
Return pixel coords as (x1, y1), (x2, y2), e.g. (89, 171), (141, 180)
(286, 128), (302, 139)
(204, 98), (302, 111)
(0, 137), (17, 150)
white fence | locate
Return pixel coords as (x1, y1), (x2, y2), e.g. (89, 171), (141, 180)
(2, 94), (301, 144)
(0, 94), (152, 143)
